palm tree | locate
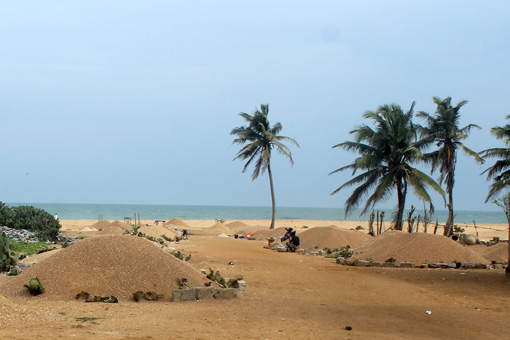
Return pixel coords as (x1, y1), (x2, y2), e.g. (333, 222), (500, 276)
(480, 115), (510, 201)
(231, 104), (299, 229)
(417, 97), (482, 237)
(330, 102), (445, 231)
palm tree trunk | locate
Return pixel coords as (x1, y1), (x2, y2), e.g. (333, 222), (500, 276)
(444, 189), (454, 237)
(267, 163), (276, 229)
(395, 179), (407, 231)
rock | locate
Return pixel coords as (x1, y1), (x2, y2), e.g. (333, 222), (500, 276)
(428, 263), (456, 269)
(336, 257), (345, 264)
(355, 260), (370, 267)
(171, 289), (196, 302)
(464, 234), (478, 245)
(195, 287), (215, 300)
(458, 262), (487, 270)
(400, 262), (415, 268)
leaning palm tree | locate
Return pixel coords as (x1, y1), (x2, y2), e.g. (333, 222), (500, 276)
(480, 115), (510, 201)
(330, 102), (445, 231)
(417, 97), (482, 237)
(231, 104), (299, 229)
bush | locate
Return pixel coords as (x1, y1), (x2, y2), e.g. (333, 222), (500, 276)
(0, 203), (61, 241)
(0, 232), (19, 272)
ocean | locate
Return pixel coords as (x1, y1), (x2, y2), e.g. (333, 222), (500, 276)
(6, 203), (508, 224)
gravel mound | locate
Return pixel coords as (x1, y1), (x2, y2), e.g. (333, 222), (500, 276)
(352, 230), (489, 264)
(226, 221), (251, 231)
(472, 243), (509, 262)
(299, 226), (373, 249)
(165, 218), (190, 228)
(253, 227), (289, 239)
(0, 235), (211, 301)
(206, 223), (234, 235)
(90, 220), (111, 230)
(108, 220), (133, 231)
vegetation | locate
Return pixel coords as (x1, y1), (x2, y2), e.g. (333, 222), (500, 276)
(480, 115), (510, 201)
(0, 203), (61, 241)
(12, 241), (49, 255)
(330, 102), (445, 230)
(418, 97), (482, 236)
(0, 232), (19, 273)
(206, 267), (243, 288)
(25, 277), (45, 295)
(231, 104), (299, 229)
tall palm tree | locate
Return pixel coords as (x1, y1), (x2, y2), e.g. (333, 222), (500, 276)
(231, 104), (299, 229)
(480, 115), (510, 201)
(417, 97), (482, 237)
(330, 102), (445, 231)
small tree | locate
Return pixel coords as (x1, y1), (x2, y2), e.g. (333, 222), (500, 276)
(492, 193), (510, 283)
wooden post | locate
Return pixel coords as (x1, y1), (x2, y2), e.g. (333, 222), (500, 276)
(138, 212), (141, 227)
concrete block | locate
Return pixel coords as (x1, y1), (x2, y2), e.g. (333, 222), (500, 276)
(233, 280), (246, 291)
(355, 260), (370, 267)
(494, 263), (504, 270)
(317, 250), (325, 256)
(309, 250), (319, 256)
(370, 262), (382, 267)
(345, 258), (357, 266)
(214, 288), (241, 300)
(458, 262), (487, 270)
(428, 263), (456, 269)
(195, 287), (215, 300)
(336, 257), (345, 264)
(382, 262), (397, 268)
(296, 249), (305, 255)
(171, 289), (196, 302)
(400, 262), (415, 268)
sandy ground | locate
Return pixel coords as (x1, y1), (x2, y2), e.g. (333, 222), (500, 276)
(1, 219), (509, 339)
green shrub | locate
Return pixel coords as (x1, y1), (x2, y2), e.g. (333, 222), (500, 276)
(0, 203), (61, 241)
(25, 277), (45, 295)
(0, 232), (19, 273)
(12, 242), (49, 256)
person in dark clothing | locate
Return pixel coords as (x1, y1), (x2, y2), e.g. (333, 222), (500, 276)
(281, 228), (293, 242)
(182, 229), (188, 237)
(287, 231), (300, 252)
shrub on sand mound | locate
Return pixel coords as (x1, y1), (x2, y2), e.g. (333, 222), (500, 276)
(352, 230), (489, 264)
(0, 235), (212, 300)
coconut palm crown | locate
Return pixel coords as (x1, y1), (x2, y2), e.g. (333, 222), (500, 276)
(480, 115), (510, 201)
(231, 104), (299, 229)
(417, 97), (482, 236)
(330, 102), (445, 231)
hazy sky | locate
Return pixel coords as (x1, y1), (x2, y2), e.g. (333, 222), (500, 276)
(1, 1), (509, 213)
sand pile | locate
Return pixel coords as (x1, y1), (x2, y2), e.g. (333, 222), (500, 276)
(0, 235), (211, 301)
(472, 243), (509, 262)
(226, 221), (250, 230)
(108, 220), (133, 231)
(0, 294), (58, 325)
(138, 225), (180, 239)
(352, 230), (489, 264)
(165, 218), (190, 228)
(90, 220), (111, 230)
(299, 226), (373, 249)
(206, 223), (234, 235)
(254, 227), (292, 239)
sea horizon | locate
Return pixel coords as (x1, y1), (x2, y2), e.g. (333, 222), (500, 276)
(5, 202), (508, 225)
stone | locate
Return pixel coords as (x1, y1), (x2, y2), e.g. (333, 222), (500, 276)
(195, 287), (215, 300)
(428, 263), (456, 269)
(345, 259), (357, 266)
(214, 288), (241, 300)
(382, 262), (397, 268)
(400, 262), (415, 268)
(171, 289), (196, 302)
(336, 257), (345, 264)
(355, 260), (370, 267)
(233, 280), (247, 291)
(458, 262), (487, 270)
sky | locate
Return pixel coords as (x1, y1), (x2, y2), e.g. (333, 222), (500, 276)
(1, 1), (509, 213)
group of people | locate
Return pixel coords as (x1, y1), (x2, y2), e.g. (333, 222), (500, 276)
(281, 227), (300, 252)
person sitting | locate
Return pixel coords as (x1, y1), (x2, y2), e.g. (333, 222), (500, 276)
(287, 231), (300, 252)
(281, 228), (293, 242)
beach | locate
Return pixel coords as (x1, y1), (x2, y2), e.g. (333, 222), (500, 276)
(1, 219), (509, 339)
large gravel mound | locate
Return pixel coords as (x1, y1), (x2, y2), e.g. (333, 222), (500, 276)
(299, 226), (373, 249)
(0, 235), (211, 301)
(352, 230), (489, 264)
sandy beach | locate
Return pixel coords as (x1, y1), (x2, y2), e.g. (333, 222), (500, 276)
(1, 219), (509, 339)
